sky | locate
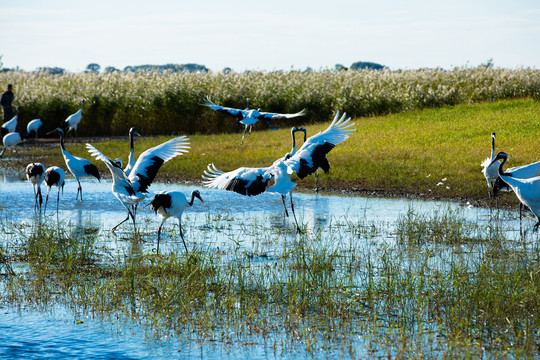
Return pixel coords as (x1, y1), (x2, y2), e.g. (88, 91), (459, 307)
(1, 0), (539, 73)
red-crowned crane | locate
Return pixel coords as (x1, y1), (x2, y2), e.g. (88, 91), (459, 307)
(26, 162), (46, 211)
(203, 112), (354, 232)
(44, 166), (65, 213)
(124, 127), (141, 176)
(49, 128), (101, 201)
(65, 99), (85, 136)
(203, 97), (307, 145)
(149, 190), (205, 253)
(489, 151), (540, 231)
(481, 132), (500, 199)
(86, 136), (190, 233)
(1, 106), (20, 137)
(27, 119), (43, 139)
(1, 132), (26, 158)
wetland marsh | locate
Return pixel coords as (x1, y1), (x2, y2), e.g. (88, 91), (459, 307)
(1, 170), (539, 359)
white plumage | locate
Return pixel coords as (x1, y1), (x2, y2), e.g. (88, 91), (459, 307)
(50, 128), (101, 200)
(149, 190), (205, 253)
(1, 132), (25, 158)
(44, 166), (65, 213)
(86, 136), (190, 232)
(203, 112), (355, 231)
(26, 162), (46, 211)
(204, 97), (307, 144)
(65, 99), (85, 136)
(124, 127), (141, 176)
(481, 132), (500, 198)
(492, 158), (540, 197)
(1, 116), (17, 136)
(489, 151), (540, 231)
(27, 119), (43, 139)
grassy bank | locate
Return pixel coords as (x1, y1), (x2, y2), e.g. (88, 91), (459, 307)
(5, 98), (539, 203)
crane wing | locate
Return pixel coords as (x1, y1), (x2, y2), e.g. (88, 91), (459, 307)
(86, 143), (131, 186)
(508, 160), (540, 179)
(203, 97), (246, 120)
(285, 112), (355, 179)
(257, 108), (307, 120)
(202, 163), (272, 196)
(129, 136), (190, 193)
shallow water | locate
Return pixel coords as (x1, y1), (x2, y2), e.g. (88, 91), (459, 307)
(0, 169), (528, 358)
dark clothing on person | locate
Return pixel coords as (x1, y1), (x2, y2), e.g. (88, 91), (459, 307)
(1, 89), (14, 122)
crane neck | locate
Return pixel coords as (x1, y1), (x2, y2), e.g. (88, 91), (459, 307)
(497, 155), (510, 177)
(188, 191), (197, 206)
(291, 130), (297, 155)
(130, 132), (135, 150)
(491, 135), (496, 159)
(59, 131), (66, 151)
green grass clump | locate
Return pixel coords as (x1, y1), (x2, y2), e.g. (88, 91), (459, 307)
(2, 208), (540, 357)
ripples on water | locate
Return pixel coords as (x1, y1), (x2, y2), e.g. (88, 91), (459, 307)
(0, 169), (525, 358)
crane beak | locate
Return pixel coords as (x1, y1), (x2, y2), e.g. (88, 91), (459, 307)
(134, 130), (141, 137)
(46, 128), (59, 136)
(196, 193), (205, 205)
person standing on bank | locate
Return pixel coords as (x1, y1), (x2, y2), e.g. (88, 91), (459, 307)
(1, 84), (15, 123)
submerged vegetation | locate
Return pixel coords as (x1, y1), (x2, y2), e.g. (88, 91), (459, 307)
(1, 207), (539, 358)
(1, 67), (539, 136)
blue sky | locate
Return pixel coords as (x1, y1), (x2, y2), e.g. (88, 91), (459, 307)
(1, 0), (539, 72)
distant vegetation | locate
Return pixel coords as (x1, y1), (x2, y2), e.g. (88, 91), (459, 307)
(0, 66), (539, 137)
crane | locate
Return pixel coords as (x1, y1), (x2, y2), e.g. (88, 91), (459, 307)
(44, 166), (65, 213)
(49, 128), (101, 201)
(86, 136), (190, 232)
(489, 151), (540, 232)
(204, 97), (307, 145)
(149, 190), (205, 253)
(1, 132), (25, 158)
(203, 112), (354, 232)
(65, 99), (85, 136)
(27, 119), (43, 139)
(1, 106), (20, 136)
(26, 163), (46, 211)
(481, 132), (500, 199)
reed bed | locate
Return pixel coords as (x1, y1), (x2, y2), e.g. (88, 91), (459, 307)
(1, 208), (539, 358)
(2, 67), (539, 136)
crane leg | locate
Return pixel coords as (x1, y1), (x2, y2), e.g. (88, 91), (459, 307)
(156, 218), (166, 254)
(112, 209), (133, 233)
(315, 171), (320, 193)
(44, 190), (50, 214)
(281, 194), (289, 217)
(157, 226), (162, 254)
(240, 126), (248, 145)
(179, 219), (188, 254)
(75, 179), (83, 201)
(56, 188), (61, 212)
(37, 186), (43, 212)
(32, 185), (38, 211)
(289, 192), (301, 233)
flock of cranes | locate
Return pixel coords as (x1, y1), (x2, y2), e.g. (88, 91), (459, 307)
(9, 95), (540, 253)
(10, 98), (354, 253)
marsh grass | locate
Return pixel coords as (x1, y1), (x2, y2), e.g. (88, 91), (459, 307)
(1, 207), (539, 357)
(2, 67), (539, 137)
